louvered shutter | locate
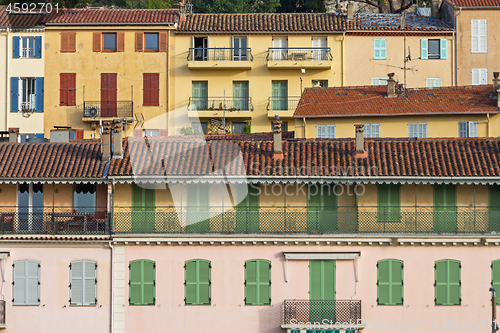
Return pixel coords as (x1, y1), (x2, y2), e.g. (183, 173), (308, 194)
(61, 33), (68, 52)
(468, 121), (478, 137)
(374, 39), (380, 59)
(68, 33), (76, 52)
(492, 260), (500, 305)
(316, 125), (326, 139)
(391, 260), (403, 305)
(142, 260), (155, 305)
(408, 123), (416, 137)
(377, 260), (390, 305)
(26, 261), (39, 305)
(83, 261), (97, 306)
(448, 261), (461, 305)
(185, 260), (210, 305)
(421, 39), (428, 59)
(420, 123), (427, 137)
(471, 20), (478, 52)
(435, 260), (447, 305)
(11, 77), (18, 113)
(327, 125), (335, 138)
(159, 32), (167, 52)
(151, 73), (159, 106)
(13, 36), (20, 58)
(35, 77), (44, 113)
(143, 74), (151, 106)
(458, 122), (468, 138)
(70, 261), (83, 305)
(34, 36), (42, 58)
(372, 124), (380, 137)
(135, 32), (143, 52)
(129, 261), (142, 305)
(245, 260), (257, 305)
(309, 260), (322, 300)
(479, 20), (487, 52)
(13, 261), (26, 305)
(93, 32), (101, 52)
(480, 69), (488, 84)
(440, 39), (447, 59)
(117, 32), (124, 52)
(380, 39), (386, 59)
(69, 74), (76, 106)
(185, 260), (197, 305)
(245, 260), (271, 305)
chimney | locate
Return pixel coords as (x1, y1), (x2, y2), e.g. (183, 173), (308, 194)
(493, 72), (500, 99)
(400, 13), (406, 29)
(101, 121), (112, 161)
(355, 125), (364, 153)
(347, 2), (353, 21)
(113, 119), (123, 157)
(272, 117), (283, 159)
(8, 128), (19, 143)
(387, 73), (397, 98)
(179, 0), (186, 22)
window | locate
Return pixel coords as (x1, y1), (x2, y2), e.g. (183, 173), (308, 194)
(20, 78), (36, 112)
(70, 260), (97, 306)
(371, 77), (388, 85)
(193, 36), (208, 61)
(20, 133), (44, 142)
(373, 39), (386, 60)
(377, 184), (400, 222)
(17, 183), (44, 231)
(309, 260), (335, 322)
(145, 33), (158, 51)
(307, 184), (337, 232)
(13, 260), (40, 305)
(191, 122), (208, 134)
(233, 81), (249, 110)
(316, 125), (335, 138)
(311, 37), (327, 60)
(471, 19), (487, 53)
(272, 37), (288, 60)
(74, 184), (96, 213)
(103, 33), (116, 51)
(377, 259), (403, 305)
(186, 183), (210, 232)
(131, 184), (155, 233)
(101, 73), (117, 117)
(185, 259), (211, 305)
(144, 129), (159, 137)
(435, 260), (461, 306)
(60, 73), (76, 106)
(458, 121), (478, 138)
(192, 81), (208, 111)
(312, 80), (328, 87)
(472, 68), (487, 85)
(489, 186), (500, 232)
(10, 77), (44, 113)
(60, 32), (76, 52)
(13, 36), (41, 59)
(408, 123), (427, 138)
(245, 260), (271, 305)
(492, 260), (500, 304)
(421, 39), (447, 60)
(433, 184), (457, 232)
(232, 122), (247, 134)
(143, 73), (159, 106)
(271, 80), (288, 111)
(129, 260), (155, 305)
(426, 78), (442, 88)
(233, 36), (248, 61)
(364, 124), (380, 138)
(235, 184), (260, 232)
(93, 32), (124, 52)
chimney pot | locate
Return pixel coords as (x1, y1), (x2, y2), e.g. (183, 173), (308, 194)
(387, 73), (397, 98)
(347, 2), (354, 21)
(113, 119), (124, 157)
(273, 120), (283, 156)
(400, 13), (406, 29)
(8, 128), (19, 143)
(355, 124), (364, 154)
(101, 122), (112, 161)
(493, 72), (500, 99)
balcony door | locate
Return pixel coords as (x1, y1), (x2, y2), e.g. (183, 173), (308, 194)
(309, 260), (336, 323)
(233, 81), (249, 111)
(193, 36), (208, 61)
(17, 183), (44, 231)
(272, 37), (287, 60)
(131, 184), (155, 233)
(101, 73), (117, 117)
(433, 184), (457, 232)
(312, 37), (327, 60)
(272, 81), (287, 111)
(192, 81), (208, 111)
(233, 36), (248, 61)
(185, 183), (210, 232)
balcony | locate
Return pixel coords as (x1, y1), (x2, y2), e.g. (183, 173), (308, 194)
(282, 300), (362, 330)
(112, 206), (500, 234)
(82, 101), (133, 121)
(267, 96), (301, 119)
(188, 97), (253, 120)
(266, 48), (333, 69)
(187, 48), (253, 70)
(0, 207), (110, 235)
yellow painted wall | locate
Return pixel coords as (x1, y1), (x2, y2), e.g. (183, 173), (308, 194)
(456, 9), (500, 85)
(345, 35), (454, 88)
(171, 33), (343, 134)
(44, 26), (174, 138)
(295, 113), (498, 139)
(0, 184), (16, 206)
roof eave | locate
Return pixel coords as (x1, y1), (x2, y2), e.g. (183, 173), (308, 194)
(45, 22), (175, 26)
(0, 178), (108, 184)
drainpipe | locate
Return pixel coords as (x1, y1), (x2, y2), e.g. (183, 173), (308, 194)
(341, 30), (346, 87)
(487, 114), (490, 137)
(108, 240), (114, 333)
(454, 8), (462, 86)
(4, 27), (10, 131)
(302, 117), (307, 139)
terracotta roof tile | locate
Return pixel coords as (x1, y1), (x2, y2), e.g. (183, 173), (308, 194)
(0, 6), (58, 27)
(294, 85), (499, 118)
(357, 13), (451, 30)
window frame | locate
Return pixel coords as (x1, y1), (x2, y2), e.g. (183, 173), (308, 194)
(364, 123), (380, 138)
(373, 38), (387, 60)
(19, 77), (36, 112)
(144, 33), (159, 52)
(408, 123), (427, 138)
(458, 121), (478, 138)
(20, 37), (35, 59)
(13, 260), (40, 306)
(434, 259), (461, 306)
(316, 125), (335, 139)
(427, 39), (441, 59)
(184, 259), (211, 305)
(244, 259), (271, 306)
(377, 259), (404, 306)
(128, 259), (156, 306)
(102, 33), (117, 52)
(69, 260), (97, 306)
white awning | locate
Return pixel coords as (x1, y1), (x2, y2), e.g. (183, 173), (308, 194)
(283, 251), (360, 260)
(0, 252), (10, 259)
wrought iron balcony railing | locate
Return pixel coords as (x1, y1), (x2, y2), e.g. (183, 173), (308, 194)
(83, 101), (133, 118)
(283, 300), (362, 325)
(187, 48), (253, 61)
(188, 97), (254, 112)
(266, 96), (301, 112)
(266, 47), (333, 61)
(112, 206), (500, 234)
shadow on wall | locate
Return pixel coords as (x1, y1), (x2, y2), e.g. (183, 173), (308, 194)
(259, 302), (283, 333)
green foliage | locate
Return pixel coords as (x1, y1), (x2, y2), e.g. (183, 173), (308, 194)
(277, 0), (326, 12)
(243, 124), (251, 134)
(192, 0), (280, 13)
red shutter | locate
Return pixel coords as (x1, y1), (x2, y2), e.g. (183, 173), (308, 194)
(75, 129), (84, 140)
(61, 32), (68, 52)
(93, 32), (101, 52)
(117, 32), (124, 52)
(60, 74), (68, 105)
(159, 32), (167, 52)
(135, 32), (143, 52)
(68, 33), (76, 52)
(151, 73), (159, 106)
(143, 73), (151, 106)
(68, 73), (76, 106)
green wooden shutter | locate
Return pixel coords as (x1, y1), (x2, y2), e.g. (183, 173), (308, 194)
(378, 184), (400, 222)
(192, 81), (208, 111)
(489, 186), (500, 231)
(440, 39), (447, 59)
(377, 260), (390, 305)
(185, 260), (197, 305)
(272, 81), (287, 111)
(307, 185), (337, 232)
(433, 185), (457, 232)
(245, 260), (271, 305)
(492, 260), (500, 305)
(448, 260), (461, 305)
(129, 260), (155, 306)
(435, 260), (447, 305)
(435, 260), (461, 306)
(377, 259), (403, 305)
(309, 260), (336, 323)
(236, 184), (260, 233)
(390, 260), (403, 305)
(186, 184), (210, 232)
(129, 261), (142, 305)
(198, 260), (211, 305)
(131, 184), (155, 232)
(70, 261), (83, 305)
(142, 260), (155, 305)
(185, 260), (211, 305)
(258, 260), (271, 305)
(245, 260), (258, 305)
(421, 39), (428, 59)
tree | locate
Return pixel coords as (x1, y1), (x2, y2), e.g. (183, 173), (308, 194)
(191, 0), (280, 13)
(342, 0), (414, 13)
(278, 0), (325, 12)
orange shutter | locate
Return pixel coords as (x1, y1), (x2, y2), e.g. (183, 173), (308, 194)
(151, 73), (159, 106)
(135, 32), (143, 52)
(93, 32), (101, 52)
(60, 73), (68, 105)
(117, 32), (125, 52)
(68, 73), (76, 106)
(159, 32), (167, 52)
(61, 32), (68, 52)
(68, 33), (76, 52)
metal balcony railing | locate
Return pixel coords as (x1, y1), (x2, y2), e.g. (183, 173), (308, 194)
(187, 48), (253, 61)
(188, 97), (254, 112)
(112, 206), (500, 234)
(266, 47), (333, 61)
(0, 207), (110, 234)
(282, 300), (362, 325)
(83, 101), (133, 118)
(266, 96), (301, 112)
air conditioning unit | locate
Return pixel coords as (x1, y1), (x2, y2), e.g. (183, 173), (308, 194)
(84, 106), (99, 117)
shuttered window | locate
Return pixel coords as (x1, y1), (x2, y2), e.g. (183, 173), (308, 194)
(408, 123), (427, 138)
(373, 39), (386, 59)
(93, 32), (101, 52)
(377, 184), (400, 222)
(117, 32), (124, 52)
(309, 260), (336, 323)
(492, 260), (500, 305)
(135, 32), (143, 52)
(471, 19), (487, 53)
(129, 260), (155, 305)
(489, 186), (500, 232)
(159, 32), (167, 52)
(377, 259), (403, 305)
(60, 73), (76, 106)
(472, 68), (488, 85)
(185, 259), (211, 305)
(245, 260), (271, 305)
(143, 73), (159, 106)
(426, 78), (442, 88)
(458, 121), (478, 138)
(364, 124), (380, 138)
(70, 260), (96, 306)
(371, 77), (388, 85)
(13, 260), (40, 305)
(421, 39), (447, 59)
(307, 184), (337, 232)
(61, 32), (76, 52)
(316, 125), (335, 138)
(435, 260), (461, 306)
(433, 184), (457, 232)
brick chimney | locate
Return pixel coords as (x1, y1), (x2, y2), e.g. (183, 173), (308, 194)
(273, 117), (283, 160)
(8, 128), (19, 143)
(387, 73), (397, 98)
(493, 72), (499, 100)
(347, 2), (354, 21)
(354, 124), (368, 158)
(101, 121), (112, 161)
(113, 119), (123, 157)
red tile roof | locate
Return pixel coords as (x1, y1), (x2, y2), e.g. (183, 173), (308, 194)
(0, 6), (58, 27)
(294, 85), (499, 118)
(444, 0), (500, 6)
(45, 8), (178, 25)
(107, 137), (500, 179)
(0, 141), (106, 181)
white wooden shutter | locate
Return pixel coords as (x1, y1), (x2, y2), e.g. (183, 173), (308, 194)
(327, 125), (335, 138)
(426, 78), (442, 88)
(468, 121), (478, 137)
(458, 122), (468, 138)
(70, 261), (83, 305)
(316, 125), (325, 138)
(408, 123), (417, 137)
(472, 69), (479, 85)
(471, 20), (479, 52)
(372, 124), (380, 137)
(419, 123), (427, 138)
(13, 261), (26, 305)
(26, 261), (39, 305)
(480, 69), (487, 84)
(479, 20), (487, 52)
(84, 261), (97, 306)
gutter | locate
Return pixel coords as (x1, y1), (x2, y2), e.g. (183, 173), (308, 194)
(45, 22), (175, 26)
(0, 178), (108, 184)
(294, 110), (499, 119)
(455, 7), (462, 86)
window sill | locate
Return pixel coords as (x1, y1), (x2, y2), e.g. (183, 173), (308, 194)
(471, 51), (487, 53)
(142, 104), (160, 107)
(144, 49), (159, 52)
(373, 58), (387, 60)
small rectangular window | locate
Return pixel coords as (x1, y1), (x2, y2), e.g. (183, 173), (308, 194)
(364, 124), (380, 138)
(316, 125), (335, 139)
(371, 77), (388, 85)
(232, 122), (247, 134)
(428, 40), (440, 59)
(103, 33), (116, 51)
(408, 123), (427, 138)
(426, 78), (442, 88)
(145, 33), (158, 51)
(144, 129), (159, 137)
(458, 121), (478, 138)
(21, 37), (35, 58)
(472, 68), (487, 85)
(312, 80), (328, 87)
(373, 39), (387, 60)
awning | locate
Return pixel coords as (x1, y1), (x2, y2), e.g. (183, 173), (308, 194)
(283, 251), (360, 260)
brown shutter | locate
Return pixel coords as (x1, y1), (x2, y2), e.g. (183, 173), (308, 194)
(135, 32), (143, 52)
(159, 32), (167, 52)
(61, 32), (68, 52)
(60, 74), (68, 105)
(151, 73), (159, 106)
(143, 73), (150, 106)
(69, 73), (76, 106)
(68, 33), (76, 52)
(93, 32), (101, 52)
(117, 32), (125, 52)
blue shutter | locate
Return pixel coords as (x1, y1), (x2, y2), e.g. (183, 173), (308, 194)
(13, 36), (20, 58)
(11, 77), (18, 113)
(440, 39), (447, 59)
(35, 77), (44, 113)
(421, 39), (428, 59)
(35, 133), (44, 139)
(35, 36), (42, 58)
(380, 39), (387, 59)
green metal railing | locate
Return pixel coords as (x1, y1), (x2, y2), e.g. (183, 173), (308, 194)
(283, 300), (361, 325)
(112, 206), (500, 234)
